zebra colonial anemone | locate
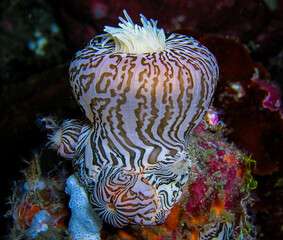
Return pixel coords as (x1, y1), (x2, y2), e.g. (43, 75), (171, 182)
(49, 10), (219, 228)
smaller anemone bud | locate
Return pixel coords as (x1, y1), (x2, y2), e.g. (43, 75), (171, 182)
(48, 120), (83, 160)
(103, 10), (166, 53)
(48, 128), (62, 151)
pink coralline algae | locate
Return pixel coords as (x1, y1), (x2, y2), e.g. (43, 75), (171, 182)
(251, 70), (283, 115)
(186, 122), (252, 215)
(205, 108), (221, 128)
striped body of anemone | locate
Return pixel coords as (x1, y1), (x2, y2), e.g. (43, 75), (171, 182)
(49, 10), (219, 228)
(199, 221), (233, 239)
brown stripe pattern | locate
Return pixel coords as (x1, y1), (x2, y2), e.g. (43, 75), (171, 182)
(50, 18), (218, 228)
(69, 32), (218, 172)
(199, 221), (233, 240)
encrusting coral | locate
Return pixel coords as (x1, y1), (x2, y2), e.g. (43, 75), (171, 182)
(65, 174), (102, 240)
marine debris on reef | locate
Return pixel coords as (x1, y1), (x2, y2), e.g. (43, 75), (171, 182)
(7, 109), (257, 240)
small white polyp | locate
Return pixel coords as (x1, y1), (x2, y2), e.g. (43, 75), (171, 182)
(65, 174), (103, 240)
